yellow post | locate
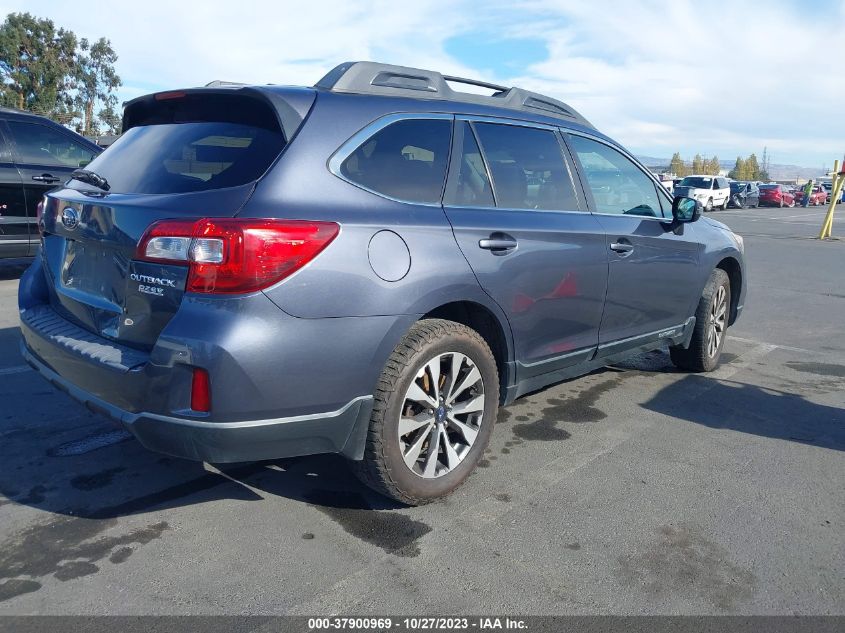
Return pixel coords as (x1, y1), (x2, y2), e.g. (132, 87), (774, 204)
(819, 159), (842, 239)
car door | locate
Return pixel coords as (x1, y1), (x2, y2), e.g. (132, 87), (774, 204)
(0, 123), (30, 258)
(6, 119), (98, 244)
(564, 133), (704, 355)
(443, 119), (608, 379)
(747, 183), (759, 207)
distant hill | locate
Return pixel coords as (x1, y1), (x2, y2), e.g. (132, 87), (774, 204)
(635, 155), (825, 181)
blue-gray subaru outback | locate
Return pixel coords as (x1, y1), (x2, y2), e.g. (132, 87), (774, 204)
(18, 62), (746, 504)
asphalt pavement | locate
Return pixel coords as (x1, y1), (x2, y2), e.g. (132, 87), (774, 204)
(0, 204), (842, 615)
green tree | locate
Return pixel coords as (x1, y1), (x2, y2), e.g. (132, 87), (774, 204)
(669, 152), (686, 177)
(0, 13), (122, 134)
(97, 102), (121, 135)
(746, 153), (761, 180)
(707, 156), (721, 175)
(729, 156), (745, 180)
(692, 154), (704, 174)
(73, 37), (121, 136)
(0, 12), (77, 116)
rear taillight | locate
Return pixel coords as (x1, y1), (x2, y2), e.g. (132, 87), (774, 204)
(136, 218), (339, 294)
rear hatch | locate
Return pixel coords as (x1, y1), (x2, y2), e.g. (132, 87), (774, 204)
(38, 89), (311, 349)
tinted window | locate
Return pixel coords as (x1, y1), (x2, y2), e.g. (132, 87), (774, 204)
(7, 121), (96, 168)
(445, 122), (494, 207)
(473, 123), (580, 211)
(340, 119), (451, 204)
(80, 93), (287, 195)
(84, 122), (285, 194)
(568, 135), (666, 218)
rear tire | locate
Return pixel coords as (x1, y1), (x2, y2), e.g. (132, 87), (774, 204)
(351, 319), (499, 505)
(670, 269), (730, 373)
(721, 197), (729, 210)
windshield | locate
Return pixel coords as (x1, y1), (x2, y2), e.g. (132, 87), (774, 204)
(679, 177), (712, 188)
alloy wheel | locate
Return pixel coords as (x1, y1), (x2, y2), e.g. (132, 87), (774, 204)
(707, 285), (728, 358)
(398, 351), (485, 479)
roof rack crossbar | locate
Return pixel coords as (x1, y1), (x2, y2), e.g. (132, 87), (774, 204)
(441, 74), (509, 93)
(314, 61), (593, 128)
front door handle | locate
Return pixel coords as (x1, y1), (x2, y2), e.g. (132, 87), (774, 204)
(32, 174), (60, 183)
(610, 240), (634, 254)
(479, 233), (518, 254)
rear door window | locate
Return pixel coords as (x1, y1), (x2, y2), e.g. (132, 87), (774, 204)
(7, 121), (97, 168)
(444, 122), (495, 207)
(81, 93), (287, 194)
(472, 122), (581, 211)
(339, 118), (452, 204)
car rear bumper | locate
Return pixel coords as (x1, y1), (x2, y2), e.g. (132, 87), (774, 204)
(21, 339), (373, 463)
(16, 254), (415, 463)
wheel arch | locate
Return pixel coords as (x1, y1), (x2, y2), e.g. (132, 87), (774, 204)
(421, 300), (514, 403)
(716, 256), (742, 325)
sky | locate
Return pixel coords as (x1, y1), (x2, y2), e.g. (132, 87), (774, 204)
(4, 0), (844, 169)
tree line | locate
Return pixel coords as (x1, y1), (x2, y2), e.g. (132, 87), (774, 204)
(668, 153), (722, 177)
(0, 12), (121, 136)
(728, 154), (769, 181)
(668, 150), (770, 181)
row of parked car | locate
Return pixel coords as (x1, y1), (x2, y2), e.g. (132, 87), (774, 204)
(668, 174), (840, 211)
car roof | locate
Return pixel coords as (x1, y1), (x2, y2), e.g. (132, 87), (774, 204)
(0, 106), (101, 151)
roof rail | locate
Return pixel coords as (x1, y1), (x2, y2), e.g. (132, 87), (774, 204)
(315, 61), (592, 128)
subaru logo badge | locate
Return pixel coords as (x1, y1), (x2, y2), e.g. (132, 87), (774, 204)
(61, 207), (79, 230)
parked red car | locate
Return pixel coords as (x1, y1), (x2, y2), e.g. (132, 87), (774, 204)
(794, 186), (828, 206)
(759, 184), (796, 207)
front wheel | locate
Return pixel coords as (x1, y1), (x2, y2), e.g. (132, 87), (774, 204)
(351, 319), (499, 505)
(705, 197), (714, 212)
(670, 269), (731, 372)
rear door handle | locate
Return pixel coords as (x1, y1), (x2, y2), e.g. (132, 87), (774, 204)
(32, 174), (60, 183)
(610, 241), (634, 254)
(479, 234), (518, 254)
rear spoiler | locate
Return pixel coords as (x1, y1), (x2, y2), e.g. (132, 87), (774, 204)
(121, 86), (316, 142)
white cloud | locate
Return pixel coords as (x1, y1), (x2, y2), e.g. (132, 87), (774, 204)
(7, 0), (843, 166)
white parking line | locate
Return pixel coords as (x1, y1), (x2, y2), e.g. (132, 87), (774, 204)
(0, 365), (31, 376)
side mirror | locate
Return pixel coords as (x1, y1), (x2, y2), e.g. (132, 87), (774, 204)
(672, 196), (700, 223)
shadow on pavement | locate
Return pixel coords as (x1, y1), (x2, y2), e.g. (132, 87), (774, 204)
(4, 340), (841, 528)
(642, 374), (845, 452)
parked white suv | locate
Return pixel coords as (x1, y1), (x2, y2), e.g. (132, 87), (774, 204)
(673, 175), (731, 211)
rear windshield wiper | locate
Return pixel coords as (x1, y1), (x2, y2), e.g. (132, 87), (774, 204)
(70, 169), (111, 191)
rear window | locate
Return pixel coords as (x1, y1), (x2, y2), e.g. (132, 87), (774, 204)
(759, 184), (778, 190)
(339, 118), (452, 204)
(79, 94), (286, 194)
